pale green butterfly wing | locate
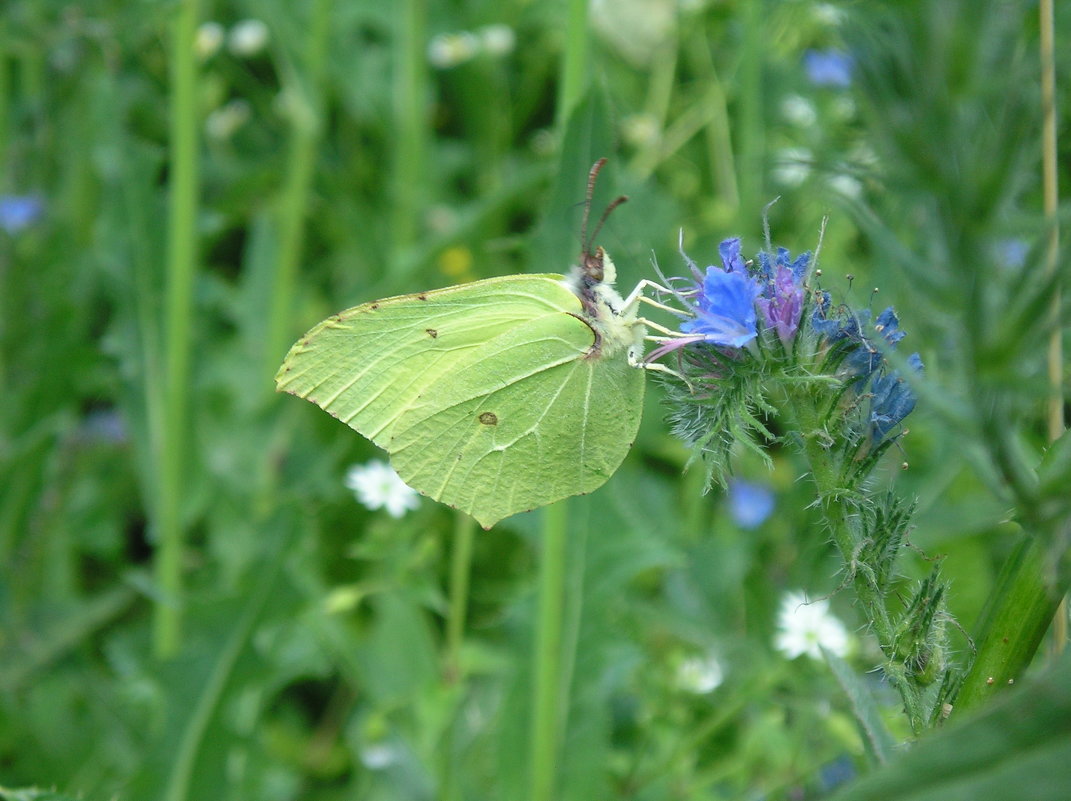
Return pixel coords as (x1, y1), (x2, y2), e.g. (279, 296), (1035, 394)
(275, 273), (645, 527)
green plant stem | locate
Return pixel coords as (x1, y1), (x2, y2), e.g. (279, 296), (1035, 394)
(788, 388), (926, 733)
(556, 0), (589, 131)
(955, 535), (1067, 715)
(735, 0), (764, 224)
(391, 0), (427, 259)
(265, 0), (332, 380)
(1039, 0), (1066, 656)
(529, 500), (569, 801)
(445, 511), (475, 683)
(154, 0), (201, 659)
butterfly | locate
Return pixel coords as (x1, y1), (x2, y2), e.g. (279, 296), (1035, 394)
(276, 159), (674, 528)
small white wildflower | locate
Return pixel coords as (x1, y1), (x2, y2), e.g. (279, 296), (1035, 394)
(812, 3), (847, 26)
(478, 24), (515, 57)
(774, 591), (850, 660)
(194, 21), (225, 60)
(676, 653), (725, 694)
(622, 113), (660, 148)
(427, 31), (479, 69)
(828, 173), (862, 199)
(229, 19), (270, 57)
(359, 742), (401, 770)
(771, 147), (812, 187)
(344, 460), (420, 518)
(205, 99), (251, 140)
(781, 94), (817, 127)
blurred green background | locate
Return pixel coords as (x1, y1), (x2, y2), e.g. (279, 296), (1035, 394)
(1, 1), (1068, 799)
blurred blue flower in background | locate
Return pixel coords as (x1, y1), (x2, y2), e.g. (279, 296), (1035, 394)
(803, 49), (853, 88)
(0, 195), (44, 233)
(727, 479), (775, 529)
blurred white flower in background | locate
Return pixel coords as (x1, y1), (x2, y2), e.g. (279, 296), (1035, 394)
(194, 21), (225, 60)
(772, 147), (812, 187)
(427, 31), (479, 68)
(345, 460), (420, 518)
(229, 19), (270, 57)
(478, 24), (516, 57)
(781, 94), (817, 128)
(774, 591), (850, 660)
(359, 741), (401, 770)
(828, 173), (863, 199)
(676, 653), (725, 694)
(205, 99), (251, 140)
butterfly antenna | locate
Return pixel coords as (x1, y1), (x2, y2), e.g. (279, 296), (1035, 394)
(580, 158), (608, 255)
(580, 158), (629, 255)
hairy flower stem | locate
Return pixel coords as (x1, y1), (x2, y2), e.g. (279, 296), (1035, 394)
(785, 385), (927, 735)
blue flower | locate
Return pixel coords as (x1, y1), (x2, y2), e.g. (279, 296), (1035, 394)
(842, 307), (904, 379)
(728, 479), (775, 529)
(719, 237), (746, 273)
(755, 248), (810, 344)
(803, 49), (853, 88)
(0, 195), (44, 233)
(869, 352), (923, 441)
(681, 264), (763, 348)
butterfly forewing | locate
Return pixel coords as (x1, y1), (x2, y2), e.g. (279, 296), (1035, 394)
(275, 275), (577, 446)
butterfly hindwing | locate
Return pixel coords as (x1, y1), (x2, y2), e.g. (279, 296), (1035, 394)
(387, 312), (645, 527)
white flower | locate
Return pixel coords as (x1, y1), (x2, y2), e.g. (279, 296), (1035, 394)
(344, 460), (420, 518)
(359, 742), (401, 770)
(205, 99), (251, 140)
(781, 94), (817, 128)
(772, 147), (812, 187)
(774, 591), (850, 660)
(228, 19), (270, 57)
(828, 173), (862, 199)
(194, 21), (225, 60)
(427, 31), (479, 69)
(676, 653), (725, 694)
(478, 24), (515, 57)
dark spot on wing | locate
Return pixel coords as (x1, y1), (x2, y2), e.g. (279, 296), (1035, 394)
(370, 303), (380, 310)
(426, 328), (438, 338)
(478, 412), (498, 426)
(417, 293), (428, 301)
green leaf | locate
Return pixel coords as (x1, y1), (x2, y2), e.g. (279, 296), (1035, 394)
(824, 648), (898, 765)
(830, 649), (1071, 801)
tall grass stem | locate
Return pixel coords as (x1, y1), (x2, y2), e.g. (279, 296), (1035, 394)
(556, 0), (589, 131)
(153, 0), (202, 659)
(391, 0), (428, 260)
(529, 501), (569, 801)
(265, 0), (333, 380)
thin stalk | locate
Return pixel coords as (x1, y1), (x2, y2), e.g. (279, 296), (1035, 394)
(391, 0), (427, 260)
(788, 387), (925, 733)
(529, 500), (569, 801)
(735, 0), (764, 224)
(1039, 0), (1066, 655)
(445, 511), (475, 683)
(154, 0), (202, 659)
(265, 0), (333, 380)
(555, 0), (589, 131)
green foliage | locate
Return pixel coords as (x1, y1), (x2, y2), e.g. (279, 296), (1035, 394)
(0, 0), (1067, 799)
